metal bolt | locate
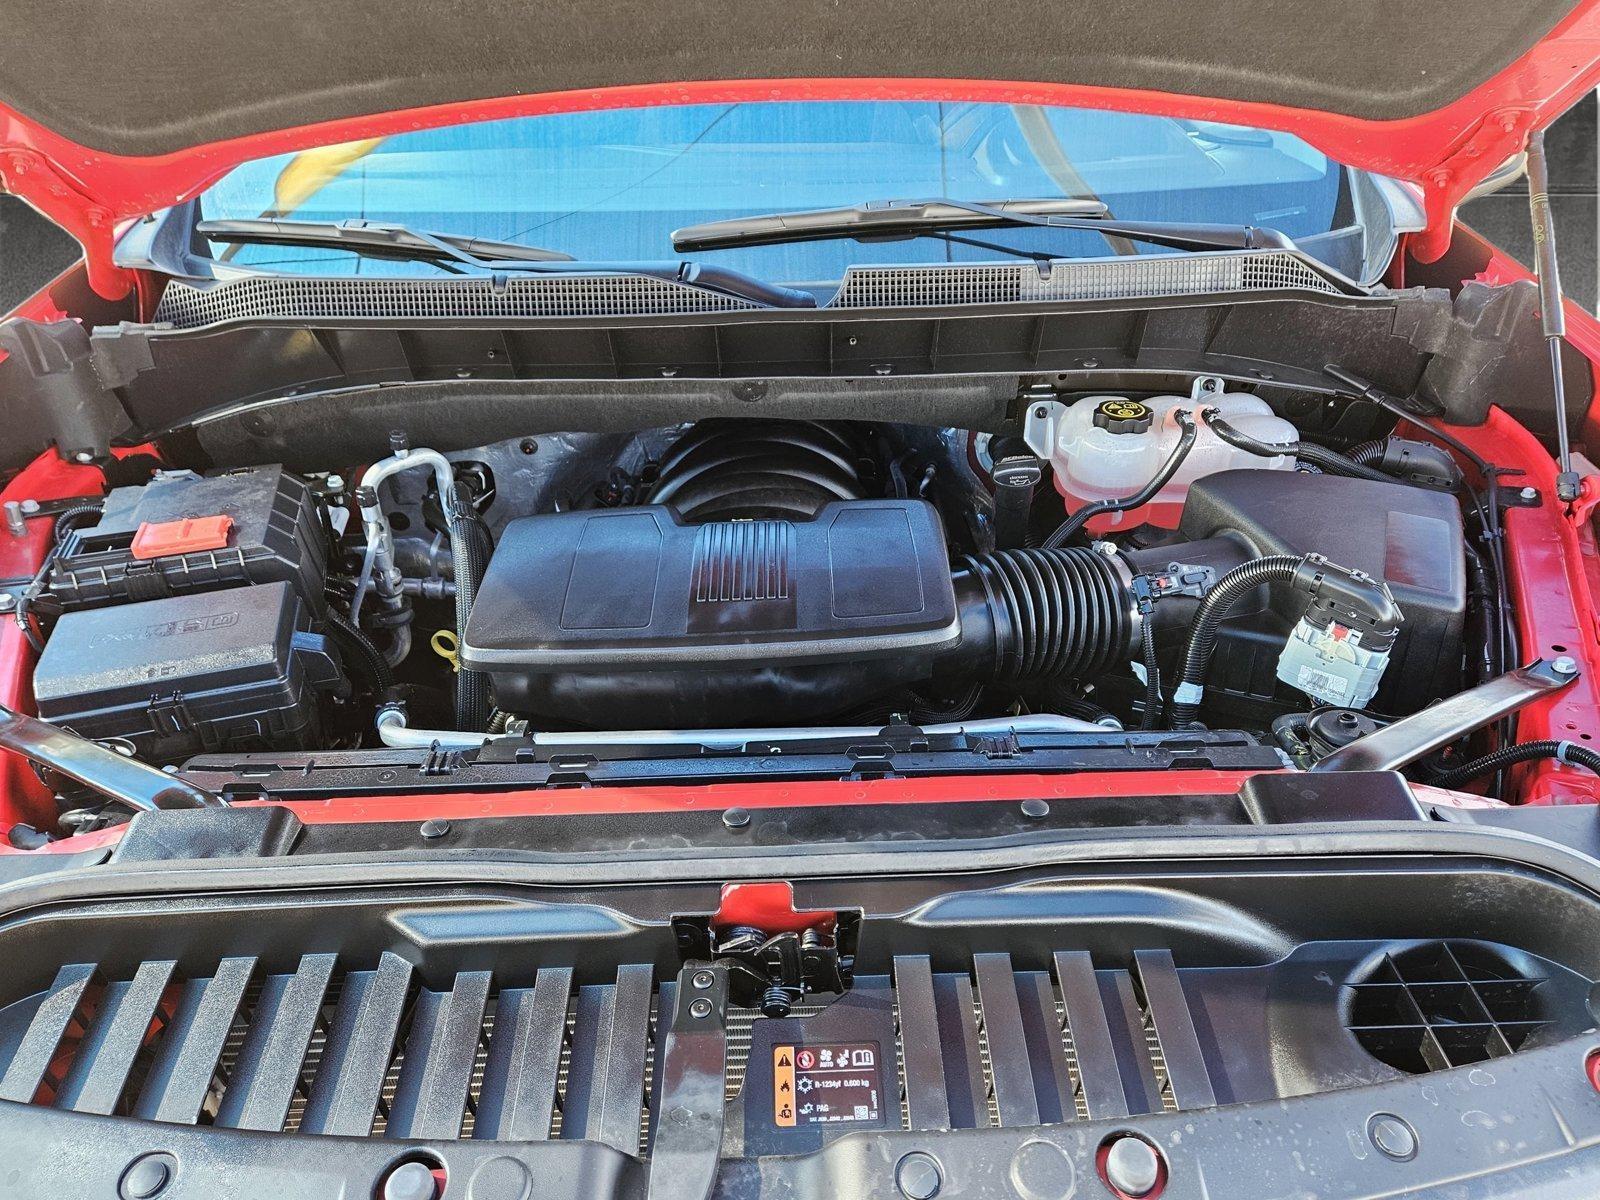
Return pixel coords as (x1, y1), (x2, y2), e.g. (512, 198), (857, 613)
(120, 1155), (175, 1200)
(1020, 798), (1050, 819)
(1034, 406), (1049, 419)
(0, 593), (15, 614)
(324, 474), (345, 492)
(873, 363), (893, 376)
(1554, 655), (1580, 677)
(1368, 1112), (1418, 1161)
(19, 498), (40, 515)
(73, 450), (95, 464)
(419, 818), (451, 839)
(1520, 486), (1540, 503)
(689, 998), (713, 1019)
(382, 1161), (438, 1200)
(691, 970), (716, 990)
(1103, 1135), (1162, 1197)
(895, 1152), (943, 1200)
(1080, 357), (1101, 369)
(3, 500), (25, 539)
(519, 438), (539, 455)
(722, 807), (751, 829)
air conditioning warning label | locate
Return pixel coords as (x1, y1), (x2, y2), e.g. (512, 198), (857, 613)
(772, 1042), (882, 1127)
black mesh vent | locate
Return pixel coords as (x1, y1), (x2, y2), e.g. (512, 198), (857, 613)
(1346, 942), (1549, 1074)
(151, 251), (1346, 329)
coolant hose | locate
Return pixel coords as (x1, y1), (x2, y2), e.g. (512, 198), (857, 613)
(449, 499), (493, 732)
(325, 608), (395, 691)
(1042, 411), (1197, 548)
(1168, 554), (1304, 727)
(1429, 739), (1600, 790)
(1205, 415), (1394, 484)
(952, 548), (1135, 681)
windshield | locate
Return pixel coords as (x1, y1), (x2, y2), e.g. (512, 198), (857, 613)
(195, 101), (1396, 285)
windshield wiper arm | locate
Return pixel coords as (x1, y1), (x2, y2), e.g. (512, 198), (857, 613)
(672, 197), (1298, 255)
(195, 218), (817, 308)
(198, 218), (580, 266)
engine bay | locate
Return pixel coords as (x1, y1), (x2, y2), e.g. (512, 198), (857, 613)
(9, 364), (1560, 831)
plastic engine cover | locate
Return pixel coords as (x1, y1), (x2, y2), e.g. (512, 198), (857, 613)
(460, 499), (960, 727)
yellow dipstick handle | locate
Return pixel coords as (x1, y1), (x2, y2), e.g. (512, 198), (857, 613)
(430, 630), (460, 673)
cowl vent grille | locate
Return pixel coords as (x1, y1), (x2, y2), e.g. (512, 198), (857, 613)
(1345, 941), (1550, 1074)
(150, 251), (1345, 329)
(828, 250), (1342, 308)
(153, 273), (760, 328)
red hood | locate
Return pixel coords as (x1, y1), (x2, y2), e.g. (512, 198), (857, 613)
(5, 0), (1600, 299)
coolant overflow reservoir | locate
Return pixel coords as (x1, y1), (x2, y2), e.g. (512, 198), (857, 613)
(1032, 379), (1299, 532)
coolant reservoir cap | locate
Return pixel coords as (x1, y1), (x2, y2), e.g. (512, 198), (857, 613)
(1092, 398), (1153, 434)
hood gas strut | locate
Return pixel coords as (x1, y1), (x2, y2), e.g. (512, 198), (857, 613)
(1527, 130), (1582, 505)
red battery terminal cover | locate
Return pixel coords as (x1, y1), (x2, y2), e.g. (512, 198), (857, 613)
(129, 514), (234, 560)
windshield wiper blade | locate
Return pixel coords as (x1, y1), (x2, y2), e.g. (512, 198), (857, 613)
(672, 197), (1298, 255)
(196, 218), (818, 308)
(198, 217), (580, 266)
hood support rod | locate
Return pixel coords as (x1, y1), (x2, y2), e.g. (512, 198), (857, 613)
(0, 702), (224, 811)
(1311, 658), (1578, 774)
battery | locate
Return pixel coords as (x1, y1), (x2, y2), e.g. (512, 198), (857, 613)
(47, 464), (327, 618)
(32, 582), (343, 762)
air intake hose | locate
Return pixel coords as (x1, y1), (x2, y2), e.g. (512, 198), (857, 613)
(950, 548), (1137, 681)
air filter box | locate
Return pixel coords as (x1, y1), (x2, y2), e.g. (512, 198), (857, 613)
(1130, 470), (1466, 716)
(47, 465), (327, 618)
(33, 582), (343, 762)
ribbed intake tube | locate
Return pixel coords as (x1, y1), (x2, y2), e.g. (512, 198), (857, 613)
(950, 547), (1138, 681)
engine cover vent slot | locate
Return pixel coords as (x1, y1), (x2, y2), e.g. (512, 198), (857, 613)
(1345, 941), (1550, 1074)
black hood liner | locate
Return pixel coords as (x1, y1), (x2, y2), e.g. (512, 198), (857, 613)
(0, 0), (1581, 156)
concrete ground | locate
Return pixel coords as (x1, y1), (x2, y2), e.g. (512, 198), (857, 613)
(2, 98), (1596, 312)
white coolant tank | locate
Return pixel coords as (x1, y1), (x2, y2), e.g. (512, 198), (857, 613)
(1047, 381), (1299, 531)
